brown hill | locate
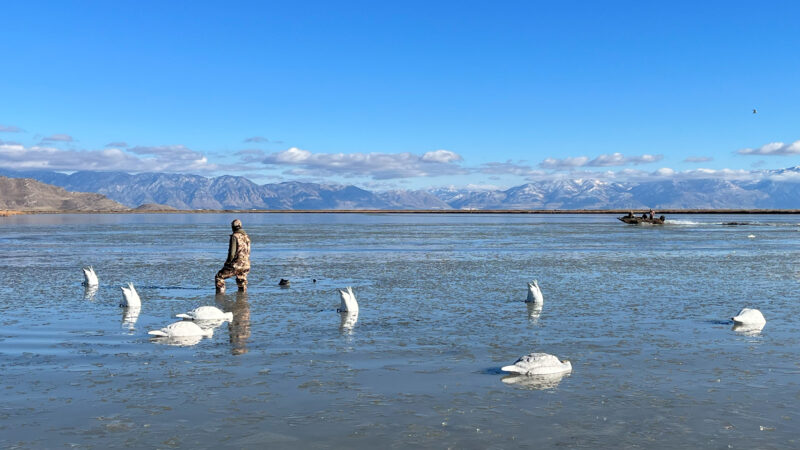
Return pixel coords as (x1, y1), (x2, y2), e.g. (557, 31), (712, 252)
(0, 176), (129, 211)
(134, 203), (177, 211)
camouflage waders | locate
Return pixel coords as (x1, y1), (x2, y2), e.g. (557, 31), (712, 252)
(216, 224), (251, 293)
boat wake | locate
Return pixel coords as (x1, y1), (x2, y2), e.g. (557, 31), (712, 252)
(665, 220), (704, 225)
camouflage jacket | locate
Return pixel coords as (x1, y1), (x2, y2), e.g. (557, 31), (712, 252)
(226, 229), (251, 270)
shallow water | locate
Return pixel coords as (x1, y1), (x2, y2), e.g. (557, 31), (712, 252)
(1, 213), (799, 448)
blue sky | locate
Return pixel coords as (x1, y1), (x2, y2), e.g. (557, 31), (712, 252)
(1, 0), (799, 189)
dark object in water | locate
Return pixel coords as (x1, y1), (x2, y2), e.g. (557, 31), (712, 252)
(312, 279), (317, 283)
(722, 222), (750, 226)
(279, 278), (290, 286)
(618, 215), (665, 225)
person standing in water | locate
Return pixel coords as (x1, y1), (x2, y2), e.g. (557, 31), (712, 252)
(215, 219), (251, 293)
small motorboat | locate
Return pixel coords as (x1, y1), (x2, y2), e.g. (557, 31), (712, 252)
(618, 215), (665, 225)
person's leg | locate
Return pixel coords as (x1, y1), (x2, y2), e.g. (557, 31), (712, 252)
(216, 267), (235, 293)
(235, 270), (249, 291)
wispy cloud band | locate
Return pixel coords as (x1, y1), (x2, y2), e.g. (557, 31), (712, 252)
(0, 143), (216, 173)
(539, 152), (663, 170)
(0, 125), (23, 133)
(260, 147), (467, 179)
(737, 140), (800, 156)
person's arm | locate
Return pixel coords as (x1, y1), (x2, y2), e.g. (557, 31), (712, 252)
(226, 235), (237, 264)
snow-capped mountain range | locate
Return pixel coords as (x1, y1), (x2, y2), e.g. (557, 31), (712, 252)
(1, 167), (800, 210)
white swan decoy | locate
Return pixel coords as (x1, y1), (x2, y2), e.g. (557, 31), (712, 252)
(502, 352), (572, 376)
(338, 286), (358, 313)
(82, 266), (98, 287)
(732, 308), (766, 326)
(148, 321), (214, 338)
(526, 280), (543, 304)
(176, 306), (233, 322)
(120, 283), (141, 308)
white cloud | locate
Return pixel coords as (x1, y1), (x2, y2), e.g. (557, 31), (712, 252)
(466, 183), (506, 191)
(684, 156), (713, 163)
(539, 153), (663, 170)
(41, 133), (74, 142)
(479, 160), (542, 177)
(539, 156), (590, 170)
(234, 149), (267, 163)
(737, 140), (800, 156)
(261, 147), (467, 179)
(0, 125), (23, 133)
(105, 141), (128, 148)
(421, 149), (462, 163)
(244, 136), (269, 143)
(0, 143), (217, 173)
(654, 168), (676, 176)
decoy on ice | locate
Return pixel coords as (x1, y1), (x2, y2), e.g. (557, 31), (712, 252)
(502, 352), (572, 376)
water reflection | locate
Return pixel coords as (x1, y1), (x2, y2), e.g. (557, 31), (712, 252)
(150, 334), (205, 347)
(339, 310), (359, 334)
(6, 213), (800, 448)
(217, 292), (251, 355)
(526, 302), (543, 324)
(83, 285), (98, 300)
(121, 306), (140, 332)
(732, 322), (765, 335)
(501, 372), (569, 390)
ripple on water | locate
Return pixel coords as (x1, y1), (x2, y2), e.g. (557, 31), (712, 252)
(1, 213), (800, 448)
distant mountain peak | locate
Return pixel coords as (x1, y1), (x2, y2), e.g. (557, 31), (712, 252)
(3, 167), (800, 210)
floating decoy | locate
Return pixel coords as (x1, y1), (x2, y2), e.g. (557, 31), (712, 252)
(732, 308), (766, 326)
(526, 280), (543, 304)
(337, 286), (358, 313)
(82, 266), (98, 287)
(120, 283), (141, 308)
(176, 306), (233, 322)
(502, 352), (572, 376)
(148, 321), (214, 338)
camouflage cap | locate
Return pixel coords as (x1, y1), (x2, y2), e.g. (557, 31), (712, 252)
(231, 219), (242, 230)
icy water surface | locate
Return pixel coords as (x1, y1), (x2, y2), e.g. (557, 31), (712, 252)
(1, 213), (800, 448)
